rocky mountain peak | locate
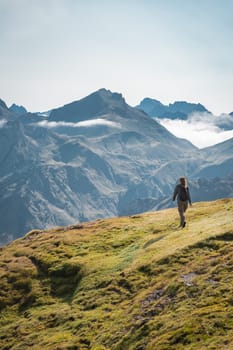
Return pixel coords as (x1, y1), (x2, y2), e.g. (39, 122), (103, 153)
(136, 97), (209, 119)
(136, 98), (165, 116)
(9, 103), (27, 115)
(140, 97), (163, 105)
(49, 88), (126, 123)
(0, 99), (8, 110)
(168, 101), (209, 114)
(96, 88), (125, 102)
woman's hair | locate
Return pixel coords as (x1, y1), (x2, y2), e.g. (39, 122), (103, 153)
(179, 177), (187, 188)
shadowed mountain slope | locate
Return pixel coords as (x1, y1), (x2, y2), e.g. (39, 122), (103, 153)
(195, 138), (233, 178)
(1, 198), (233, 350)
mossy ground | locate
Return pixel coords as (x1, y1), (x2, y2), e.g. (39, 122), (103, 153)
(0, 199), (233, 349)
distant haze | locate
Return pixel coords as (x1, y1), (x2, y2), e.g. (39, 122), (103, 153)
(0, 0), (233, 114)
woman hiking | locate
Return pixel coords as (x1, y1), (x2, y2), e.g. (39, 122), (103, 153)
(173, 177), (192, 228)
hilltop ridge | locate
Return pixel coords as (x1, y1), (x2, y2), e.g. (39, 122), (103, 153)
(1, 198), (233, 349)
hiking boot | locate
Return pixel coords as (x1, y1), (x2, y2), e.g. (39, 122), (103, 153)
(183, 221), (186, 228)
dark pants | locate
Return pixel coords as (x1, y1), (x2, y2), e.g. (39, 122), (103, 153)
(178, 200), (188, 226)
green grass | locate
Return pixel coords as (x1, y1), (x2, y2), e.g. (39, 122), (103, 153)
(0, 198), (233, 349)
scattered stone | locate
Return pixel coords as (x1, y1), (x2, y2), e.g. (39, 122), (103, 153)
(141, 289), (164, 307)
(181, 272), (197, 286)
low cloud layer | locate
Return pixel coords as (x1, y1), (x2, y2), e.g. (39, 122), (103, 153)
(37, 118), (121, 129)
(156, 112), (233, 149)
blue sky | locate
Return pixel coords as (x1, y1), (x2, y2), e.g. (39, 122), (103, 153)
(1, 0), (233, 114)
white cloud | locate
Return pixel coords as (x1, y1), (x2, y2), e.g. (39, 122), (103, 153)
(156, 112), (233, 149)
(37, 118), (121, 129)
(0, 119), (7, 128)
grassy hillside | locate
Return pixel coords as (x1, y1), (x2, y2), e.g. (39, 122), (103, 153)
(1, 198), (233, 350)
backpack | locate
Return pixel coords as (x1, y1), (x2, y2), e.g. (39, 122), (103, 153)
(179, 186), (188, 201)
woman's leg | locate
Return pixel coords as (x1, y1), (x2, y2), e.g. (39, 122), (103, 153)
(178, 200), (187, 227)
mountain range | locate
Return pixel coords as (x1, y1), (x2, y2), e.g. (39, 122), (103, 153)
(0, 89), (233, 245)
(136, 97), (210, 119)
(136, 97), (233, 130)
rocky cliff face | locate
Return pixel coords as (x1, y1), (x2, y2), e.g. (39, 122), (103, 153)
(9, 103), (27, 115)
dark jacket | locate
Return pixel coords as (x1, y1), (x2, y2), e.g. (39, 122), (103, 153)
(173, 184), (192, 204)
